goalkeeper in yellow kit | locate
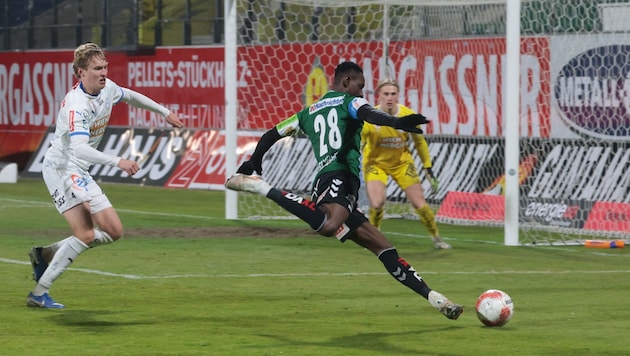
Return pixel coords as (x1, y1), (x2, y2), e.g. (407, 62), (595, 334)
(361, 79), (451, 249)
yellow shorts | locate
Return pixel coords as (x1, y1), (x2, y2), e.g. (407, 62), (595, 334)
(363, 160), (420, 190)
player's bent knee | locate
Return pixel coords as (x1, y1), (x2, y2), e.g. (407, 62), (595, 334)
(101, 227), (123, 241)
(372, 202), (386, 210)
(111, 229), (124, 241)
(317, 222), (339, 237)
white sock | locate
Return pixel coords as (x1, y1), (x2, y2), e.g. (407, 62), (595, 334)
(33, 236), (89, 295)
(89, 228), (115, 248)
(46, 236), (75, 254)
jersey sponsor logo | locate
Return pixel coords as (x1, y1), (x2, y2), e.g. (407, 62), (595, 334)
(555, 44), (630, 139)
(376, 136), (404, 149)
(308, 96), (344, 114)
(91, 116), (110, 137)
(317, 152), (338, 171)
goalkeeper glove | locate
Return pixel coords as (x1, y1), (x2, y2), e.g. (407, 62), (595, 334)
(426, 167), (439, 192)
(394, 114), (430, 134)
(237, 160), (263, 175)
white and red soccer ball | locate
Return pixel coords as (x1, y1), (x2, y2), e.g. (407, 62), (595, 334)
(475, 289), (514, 327)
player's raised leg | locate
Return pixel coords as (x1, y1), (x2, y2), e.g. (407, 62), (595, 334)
(226, 173), (329, 232)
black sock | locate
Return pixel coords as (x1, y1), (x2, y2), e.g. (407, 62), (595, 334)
(378, 248), (431, 299)
(267, 188), (326, 231)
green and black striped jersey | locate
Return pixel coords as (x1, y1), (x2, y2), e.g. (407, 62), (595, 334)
(275, 91), (369, 181)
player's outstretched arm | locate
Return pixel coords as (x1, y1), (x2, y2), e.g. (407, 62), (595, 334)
(237, 127), (282, 175)
(396, 114), (429, 133)
(121, 88), (183, 128)
(357, 106), (428, 133)
(165, 112), (184, 128)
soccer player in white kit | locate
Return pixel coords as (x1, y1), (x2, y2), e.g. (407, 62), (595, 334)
(27, 42), (184, 308)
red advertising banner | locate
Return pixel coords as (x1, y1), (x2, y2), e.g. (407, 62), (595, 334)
(584, 201), (630, 233)
(110, 47), (226, 129)
(437, 191), (504, 222)
(0, 47), (225, 169)
(0, 47), (226, 130)
(240, 37), (550, 136)
(0, 50), (75, 169)
(1, 38), (550, 169)
(165, 130), (261, 190)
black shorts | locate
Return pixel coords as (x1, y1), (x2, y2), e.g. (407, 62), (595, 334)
(311, 171), (360, 214)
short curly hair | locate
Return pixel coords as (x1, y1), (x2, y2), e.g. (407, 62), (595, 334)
(333, 61), (363, 85)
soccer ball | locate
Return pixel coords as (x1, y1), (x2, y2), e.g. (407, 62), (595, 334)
(475, 289), (514, 327)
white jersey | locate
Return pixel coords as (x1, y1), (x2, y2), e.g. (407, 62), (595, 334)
(46, 78), (125, 171)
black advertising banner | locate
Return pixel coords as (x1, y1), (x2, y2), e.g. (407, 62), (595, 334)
(23, 130), (629, 208)
(23, 127), (191, 186)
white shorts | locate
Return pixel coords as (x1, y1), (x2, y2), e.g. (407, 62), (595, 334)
(42, 159), (113, 214)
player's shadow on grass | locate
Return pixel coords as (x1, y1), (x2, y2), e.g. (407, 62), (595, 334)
(48, 310), (153, 331)
(257, 325), (463, 354)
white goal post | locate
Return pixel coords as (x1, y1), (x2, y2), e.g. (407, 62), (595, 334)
(224, 0), (630, 246)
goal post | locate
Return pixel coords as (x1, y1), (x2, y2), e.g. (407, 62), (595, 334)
(224, 0), (630, 246)
(504, 0), (521, 246)
(225, 0), (238, 220)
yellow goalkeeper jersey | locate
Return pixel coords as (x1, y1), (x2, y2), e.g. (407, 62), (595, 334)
(361, 104), (433, 170)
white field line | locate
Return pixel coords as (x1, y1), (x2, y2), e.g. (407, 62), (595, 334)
(2, 197), (629, 279)
(2, 257), (630, 280)
(0, 197), (222, 221)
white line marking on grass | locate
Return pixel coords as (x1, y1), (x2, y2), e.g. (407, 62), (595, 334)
(387, 231), (503, 245)
(0, 197), (221, 221)
(3, 199), (627, 278)
(3, 257), (630, 279)
(0, 198), (52, 208)
(117, 208), (222, 221)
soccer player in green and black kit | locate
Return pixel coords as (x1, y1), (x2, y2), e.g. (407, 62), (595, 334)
(226, 61), (463, 320)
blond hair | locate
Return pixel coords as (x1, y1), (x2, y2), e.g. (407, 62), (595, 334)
(376, 79), (399, 92)
(73, 43), (106, 79)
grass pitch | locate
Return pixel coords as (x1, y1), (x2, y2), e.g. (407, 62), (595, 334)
(0, 179), (628, 355)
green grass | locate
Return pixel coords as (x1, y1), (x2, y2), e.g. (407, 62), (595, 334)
(1, 179), (628, 355)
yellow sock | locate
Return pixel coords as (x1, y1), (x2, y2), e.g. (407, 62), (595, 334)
(416, 205), (439, 237)
(369, 207), (384, 229)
